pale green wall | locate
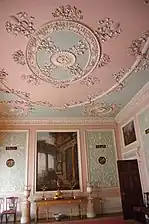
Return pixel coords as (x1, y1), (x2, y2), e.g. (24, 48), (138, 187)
(138, 107), (149, 178)
(0, 132), (27, 193)
(86, 130), (118, 188)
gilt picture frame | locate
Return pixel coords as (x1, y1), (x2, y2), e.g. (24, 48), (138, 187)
(35, 130), (82, 192)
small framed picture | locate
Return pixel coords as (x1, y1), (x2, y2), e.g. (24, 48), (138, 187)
(122, 120), (137, 147)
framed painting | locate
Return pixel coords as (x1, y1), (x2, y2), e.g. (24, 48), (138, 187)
(35, 130), (81, 192)
(122, 120), (137, 147)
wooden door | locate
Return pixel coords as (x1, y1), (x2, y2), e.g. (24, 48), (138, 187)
(117, 159), (145, 221)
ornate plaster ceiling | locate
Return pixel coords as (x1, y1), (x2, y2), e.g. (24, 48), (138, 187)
(0, 0), (149, 120)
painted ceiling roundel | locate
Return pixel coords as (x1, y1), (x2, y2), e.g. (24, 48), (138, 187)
(0, 0), (149, 118)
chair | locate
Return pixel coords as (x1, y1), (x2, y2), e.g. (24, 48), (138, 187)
(1, 197), (18, 223)
(0, 198), (4, 222)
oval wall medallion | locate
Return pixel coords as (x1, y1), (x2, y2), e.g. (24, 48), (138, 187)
(26, 20), (101, 85)
(98, 156), (106, 165)
(6, 158), (15, 168)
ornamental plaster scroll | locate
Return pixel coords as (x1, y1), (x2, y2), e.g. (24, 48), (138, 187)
(12, 50), (26, 65)
(83, 101), (122, 117)
(21, 73), (43, 86)
(52, 5), (83, 21)
(80, 75), (100, 87)
(0, 117), (115, 125)
(0, 69), (8, 83)
(0, 100), (34, 117)
(112, 69), (126, 92)
(115, 82), (149, 123)
(0, 85), (31, 101)
(134, 50), (149, 72)
(94, 18), (122, 43)
(5, 12), (35, 38)
(98, 54), (111, 68)
(129, 31), (149, 56)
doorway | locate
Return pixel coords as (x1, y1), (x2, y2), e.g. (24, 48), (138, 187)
(117, 159), (145, 221)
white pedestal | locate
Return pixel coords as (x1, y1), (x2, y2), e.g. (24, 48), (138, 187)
(21, 201), (30, 223)
(21, 187), (31, 224)
(87, 196), (96, 218)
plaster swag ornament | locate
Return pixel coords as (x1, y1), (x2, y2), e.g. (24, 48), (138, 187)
(112, 68), (125, 83)
(83, 101), (114, 117)
(98, 54), (111, 68)
(94, 18), (122, 42)
(0, 100), (34, 117)
(12, 50), (26, 65)
(134, 51), (149, 72)
(52, 5), (83, 21)
(115, 81), (126, 92)
(129, 31), (149, 56)
(80, 75), (100, 87)
(5, 12), (35, 38)
(21, 74), (42, 86)
(0, 69), (8, 83)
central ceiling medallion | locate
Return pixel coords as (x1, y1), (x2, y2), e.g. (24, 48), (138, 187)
(50, 51), (76, 68)
(26, 20), (101, 86)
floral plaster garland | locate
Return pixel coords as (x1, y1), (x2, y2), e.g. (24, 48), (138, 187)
(129, 31), (149, 56)
(21, 73), (42, 86)
(83, 101), (122, 117)
(94, 18), (122, 42)
(5, 12), (35, 38)
(134, 50), (149, 72)
(0, 100), (34, 117)
(12, 50), (26, 65)
(80, 75), (100, 87)
(52, 5), (83, 21)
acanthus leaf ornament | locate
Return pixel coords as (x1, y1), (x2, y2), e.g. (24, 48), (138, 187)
(12, 50), (26, 65)
(5, 12), (35, 38)
(69, 40), (88, 56)
(134, 51), (149, 72)
(21, 74), (42, 86)
(0, 69), (8, 83)
(129, 31), (149, 56)
(52, 5), (83, 21)
(94, 18), (122, 42)
(115, 81), (126, 92)
(98, 54), (110, 68)
(0, 100), (34, 117)
(83, 101), (120, 117)
(112, 68), (125, 83)
(80, 75), (100, 87)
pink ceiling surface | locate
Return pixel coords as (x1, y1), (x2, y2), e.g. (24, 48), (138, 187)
(0, 0), (149, 116)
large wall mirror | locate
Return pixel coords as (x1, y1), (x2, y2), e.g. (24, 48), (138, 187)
(36, 131), (80, 191)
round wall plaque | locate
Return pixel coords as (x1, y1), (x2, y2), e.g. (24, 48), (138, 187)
(98, 156), (106, 165)
(6, 158), (15, 168)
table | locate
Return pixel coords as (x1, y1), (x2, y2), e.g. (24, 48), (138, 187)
(34, 197), (87, 222)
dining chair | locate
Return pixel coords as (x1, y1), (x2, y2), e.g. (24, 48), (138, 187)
(1, 197), (18, 223)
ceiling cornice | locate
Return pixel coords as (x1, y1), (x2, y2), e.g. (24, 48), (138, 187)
(115, 81), (149, 123)
(0, 116), (115, 126)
